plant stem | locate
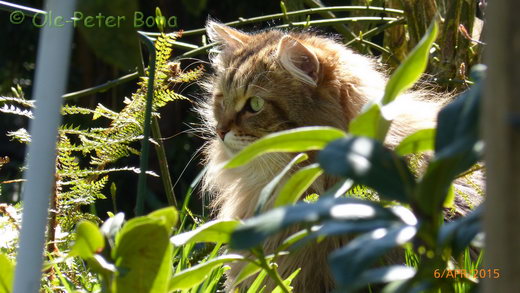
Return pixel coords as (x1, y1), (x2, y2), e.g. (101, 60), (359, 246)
(151, 116), (178, 207)
(62, 72), (139, 100)
(135, 32), (157, 216)
(145, 6), (404, 37)
(253, 248), (291, 293)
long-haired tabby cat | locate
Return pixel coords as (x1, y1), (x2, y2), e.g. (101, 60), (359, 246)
(199, 21), (481, 292)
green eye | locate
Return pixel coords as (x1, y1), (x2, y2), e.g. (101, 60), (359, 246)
(248, 96), (264, 113)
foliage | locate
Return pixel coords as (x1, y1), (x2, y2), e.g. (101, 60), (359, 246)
(0, 1), (486, 292)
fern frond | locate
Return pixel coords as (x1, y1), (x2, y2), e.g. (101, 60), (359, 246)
(0, 104), (33, 118)
(6, 128), (31, 143)
(0, 96), (35, 107)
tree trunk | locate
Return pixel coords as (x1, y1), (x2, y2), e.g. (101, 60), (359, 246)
(483, 0), (520, 291)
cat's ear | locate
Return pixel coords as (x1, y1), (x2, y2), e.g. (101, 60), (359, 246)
(277, 36), (320, 86)
(206, 21), (250, 50)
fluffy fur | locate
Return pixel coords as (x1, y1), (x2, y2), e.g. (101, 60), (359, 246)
(198, 21), (481, 292)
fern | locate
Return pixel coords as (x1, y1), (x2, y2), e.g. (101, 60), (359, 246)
(1, 33), (202, 252)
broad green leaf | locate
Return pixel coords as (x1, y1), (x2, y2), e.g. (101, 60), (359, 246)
(272, 268), (301, 293)
(0, 253), (14, 293)
(274, 163), (323, 207)
(416, 78), (483, 216)
(318, 137), (415, 203)
(170, 220), (240, 246)
(349, 103), (385, 139)
(256, 153), (308, 214)
(231, 197), (397, 250)
(169, 254), (245, 290)
(382, 21), (439, 105)
(395, 128), (435, 156)
(148, 206), (178, 234)
(225, 127), (346, 168)
(69, 221), (104, 259)
(329, 225), (417, 287)
(113, 216), (173, 293)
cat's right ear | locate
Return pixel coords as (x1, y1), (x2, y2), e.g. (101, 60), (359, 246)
(206, 20), (250, 50)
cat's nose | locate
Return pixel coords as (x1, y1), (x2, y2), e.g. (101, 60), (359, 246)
(216, 127), (229, 140)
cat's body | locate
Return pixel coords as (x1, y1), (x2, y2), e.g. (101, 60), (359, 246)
(199, 22), (481, 292)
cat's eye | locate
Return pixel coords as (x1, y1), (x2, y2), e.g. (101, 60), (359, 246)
(247, 96), (264, 113)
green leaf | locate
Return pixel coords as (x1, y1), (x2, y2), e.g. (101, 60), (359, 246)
(438, 206), (482, 255)
(329, 225), (417, 287)
(256, 153), (308, 214)
(113, 215), (173, 293)
(170, 220), (240, 246)
(416, 79), (483, 215)
(0, 253), (14, 293)
(225, 127), (346, 168)
(246, 270), (268, 293)
(349, 103), (385, 139)
(272, 268), (301, 293)
(148, 206), (178, 234)
(395, 129), (435, 156)
(318, 137), (415, 203)
(233, 256), (274, 288)
(347, 266), (415, 291)
(169, 254), (245, 290)
(69, 221), (105, 259)
(231, 197), (397, 250)
(274, 163), (323, 208)
(382, 21), (439, 105)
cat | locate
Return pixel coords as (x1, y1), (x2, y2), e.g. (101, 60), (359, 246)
(198, 21), (482, 292)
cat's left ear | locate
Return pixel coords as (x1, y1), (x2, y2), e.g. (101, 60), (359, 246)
(277, 36), (320, 86)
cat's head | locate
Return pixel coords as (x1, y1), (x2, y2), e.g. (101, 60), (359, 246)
(202, 21), (385, 157)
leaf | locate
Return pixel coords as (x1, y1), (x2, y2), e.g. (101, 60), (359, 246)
(329, 225), (417, 287)
(438, 206), (482, 255)
(230, 197), (398, 250)
(274, 163), (324, 207)
(256, 153), (308, 214)
(225, 127), (346, 168)
(416, 79), (483, 216)
(69, 221), (105, 259)
(395, 129), (435, 156)
(272, 268), (301, 293)
(382, 21), (439, 105)
(349, 103), (385, 139)
(246, 270), (268, 293)
(349, 21), (438, 141)
(113, 215), (173, 293)
(318, 136), (415, 203)
(169, 254), (245, 290)
(100, 212), (125, 240)
(170, 220), (240, 246)
(0, 253), (14, 293)
(148, 206), (178, 234)
(348, 266), (416, 291)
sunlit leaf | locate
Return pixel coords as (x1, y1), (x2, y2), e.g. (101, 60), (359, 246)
(225, 127), (346, 168)
(69, 221), (104, 259)
(274, 163), (323, 208)
(318, 136), (415, 202)
(169, 254), (245, 290)
(170, 220), (240, 246)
